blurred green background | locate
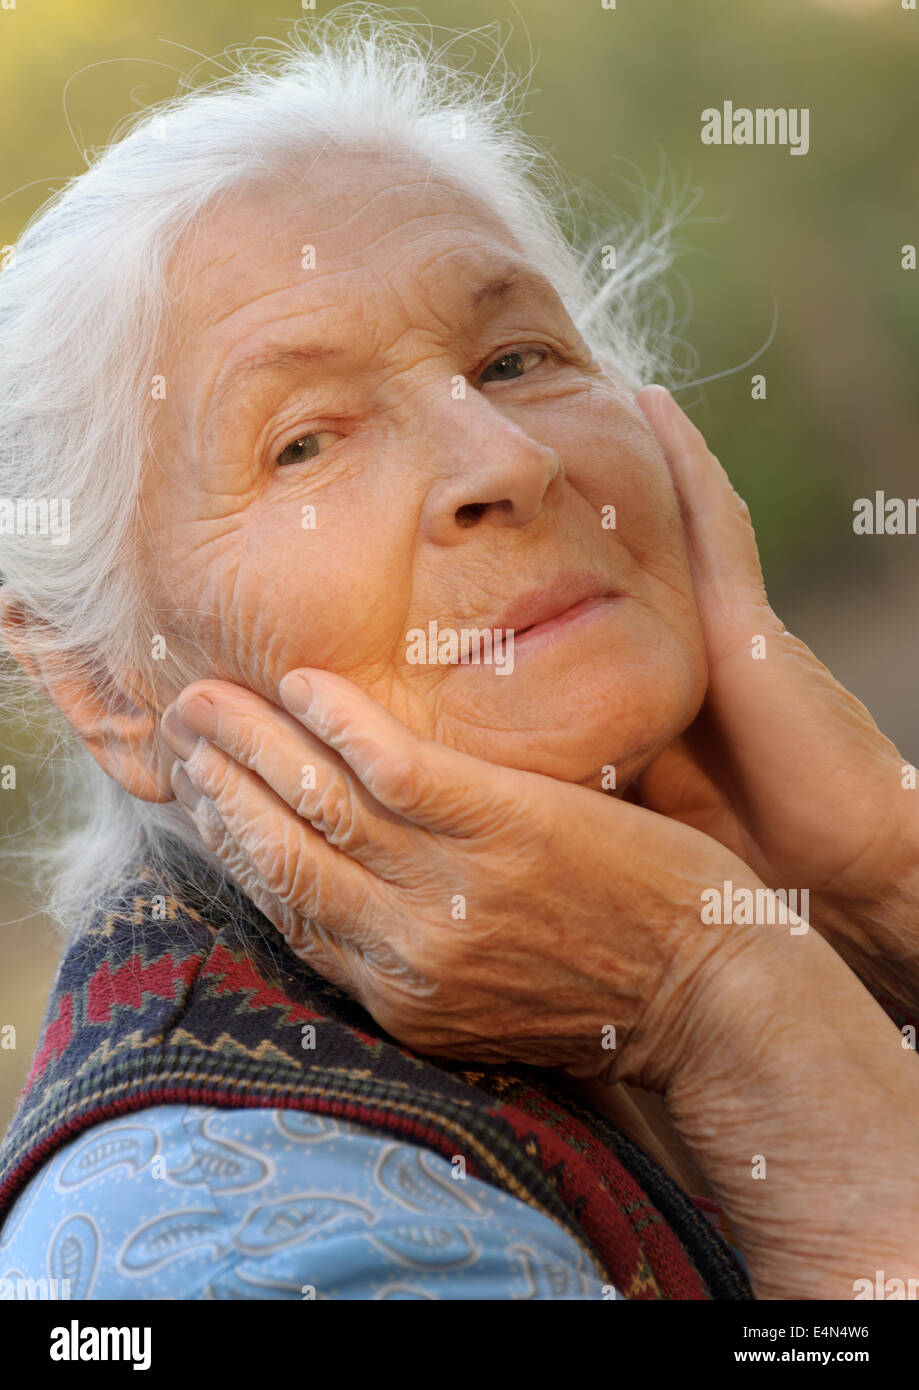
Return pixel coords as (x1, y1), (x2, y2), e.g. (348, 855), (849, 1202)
(1, 0), (917, 1130)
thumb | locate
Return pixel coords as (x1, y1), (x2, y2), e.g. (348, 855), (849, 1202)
(635, 386), (783, 664)
(278, 667), (516, 837)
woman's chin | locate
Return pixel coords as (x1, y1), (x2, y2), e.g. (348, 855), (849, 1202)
(434, 679), (700, 787)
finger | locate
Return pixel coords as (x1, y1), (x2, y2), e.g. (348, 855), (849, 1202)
(166, 682), (416, 875)
(277, 668), (519, 838)
(635, 390), (896, 781)
(635, 727), (758, 863)
(169, 742), (401, 954)
(635, 385), (783, 660)
(173, 779), (369, 996)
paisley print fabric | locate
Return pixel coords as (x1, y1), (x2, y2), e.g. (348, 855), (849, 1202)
(0, 859), (754, 1299)
(0, 1105), (616, 1300)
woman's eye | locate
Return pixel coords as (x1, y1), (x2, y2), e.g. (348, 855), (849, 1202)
(275, 431), (337, 467)
(479, 347), (548, 385)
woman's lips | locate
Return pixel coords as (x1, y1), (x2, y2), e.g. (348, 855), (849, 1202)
(512, 593), (621, 651)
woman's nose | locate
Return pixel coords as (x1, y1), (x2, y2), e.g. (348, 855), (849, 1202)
(421, 415), (565, 546)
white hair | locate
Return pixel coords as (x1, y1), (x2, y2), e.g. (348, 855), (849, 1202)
(0, 4), (700, 934)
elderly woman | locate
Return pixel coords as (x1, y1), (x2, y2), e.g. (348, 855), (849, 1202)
(0, 12), (917, 1303)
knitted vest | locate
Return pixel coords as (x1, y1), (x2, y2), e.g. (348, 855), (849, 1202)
(0, 860), (752, 1300)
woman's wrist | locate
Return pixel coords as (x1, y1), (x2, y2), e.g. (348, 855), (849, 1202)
(816, 814), (919, 1008)
(657, 919), (919, 1299)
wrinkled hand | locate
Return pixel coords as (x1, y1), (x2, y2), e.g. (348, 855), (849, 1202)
(160, 669), (762, 1089)
(634, 386), (919, 1002)
(157, 603), (919, 1303)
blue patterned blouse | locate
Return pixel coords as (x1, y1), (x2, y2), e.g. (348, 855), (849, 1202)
(0, 1105), (619, 1300)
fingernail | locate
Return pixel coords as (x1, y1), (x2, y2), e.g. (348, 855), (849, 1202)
(161, 705), (202, 760)
(175, 693), (218, 738)
(279, 672), (312, 714)
(171, 761), (205, 813)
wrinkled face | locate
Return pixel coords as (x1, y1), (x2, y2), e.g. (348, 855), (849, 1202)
(144, 149), (706, 788)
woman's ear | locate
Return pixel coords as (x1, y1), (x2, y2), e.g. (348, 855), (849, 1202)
(0, 587), (175, 803)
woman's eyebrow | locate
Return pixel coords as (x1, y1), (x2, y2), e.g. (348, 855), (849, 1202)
(205, 344), (348, 435)
(466, 265), (557, 315)
(204, 267), (562, 433)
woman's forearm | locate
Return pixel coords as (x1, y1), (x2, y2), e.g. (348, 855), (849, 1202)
(657, 922), (919, 1300)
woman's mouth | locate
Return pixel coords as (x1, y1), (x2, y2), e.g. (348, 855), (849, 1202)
(512, 593), (622, 652)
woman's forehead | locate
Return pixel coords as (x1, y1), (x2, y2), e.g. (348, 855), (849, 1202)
(164, 153), (552, 379)
(172, 149), (524, 302)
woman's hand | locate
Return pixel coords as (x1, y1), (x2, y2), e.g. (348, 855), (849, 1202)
(159, 670), (919, 1299)
(633, 385), (919, 1006)
(160, 668), (762, 1092)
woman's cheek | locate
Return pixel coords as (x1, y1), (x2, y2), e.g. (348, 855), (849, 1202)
(617, 453), (696, 596)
